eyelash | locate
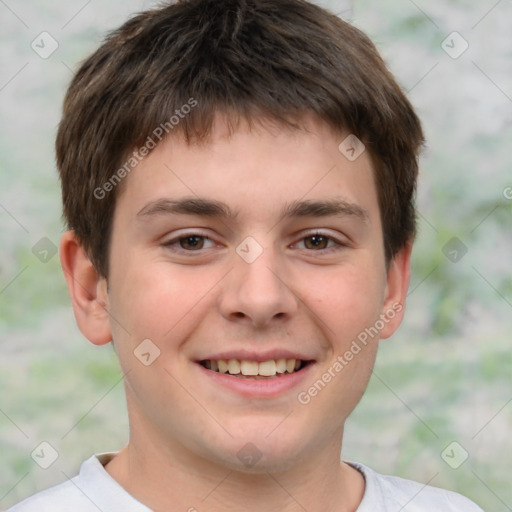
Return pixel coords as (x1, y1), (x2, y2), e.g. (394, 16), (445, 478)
(162, 231), (346, 255)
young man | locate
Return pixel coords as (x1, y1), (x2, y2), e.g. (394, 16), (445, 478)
(8, 0), (484, 510)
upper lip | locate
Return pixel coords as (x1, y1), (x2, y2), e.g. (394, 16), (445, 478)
(195, 349), (316, 363)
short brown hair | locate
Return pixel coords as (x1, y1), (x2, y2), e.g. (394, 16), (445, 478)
(56, 0), (424, 277)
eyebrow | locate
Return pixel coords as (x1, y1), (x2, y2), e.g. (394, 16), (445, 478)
(136, 197), (370, 223)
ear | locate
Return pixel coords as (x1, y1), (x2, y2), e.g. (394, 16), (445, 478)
(59, 230), (112, 346)
(379, 242), (412, 340)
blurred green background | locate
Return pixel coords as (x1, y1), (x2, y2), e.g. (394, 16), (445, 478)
(0, 0), (511, 510)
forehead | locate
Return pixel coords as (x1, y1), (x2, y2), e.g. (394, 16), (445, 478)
(114, 114), (380, 226)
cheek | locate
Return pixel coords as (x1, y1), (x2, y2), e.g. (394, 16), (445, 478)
(108, 256), (221, 346)
(304, 262), (386, 339)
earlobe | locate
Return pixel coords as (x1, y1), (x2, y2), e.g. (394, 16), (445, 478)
(379, 242), (412, 340)
(59, 230), (113, 346)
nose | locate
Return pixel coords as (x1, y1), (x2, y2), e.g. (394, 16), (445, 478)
(218, 241), (299, 328)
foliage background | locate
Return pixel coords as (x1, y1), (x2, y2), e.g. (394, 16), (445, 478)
(1, 0), (511, 510)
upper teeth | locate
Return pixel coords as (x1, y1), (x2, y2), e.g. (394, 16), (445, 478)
(204, 358), (302, 376)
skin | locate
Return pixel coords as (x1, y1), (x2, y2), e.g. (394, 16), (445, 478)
(60, 113), (411, 512)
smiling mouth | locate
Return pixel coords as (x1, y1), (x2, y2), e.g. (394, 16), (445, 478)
(198, 358), (313, 379)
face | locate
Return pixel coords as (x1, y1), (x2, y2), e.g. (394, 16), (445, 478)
(82, 114), (409, 473)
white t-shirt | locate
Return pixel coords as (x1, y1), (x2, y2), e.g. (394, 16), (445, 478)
(6, 452), (484, 511)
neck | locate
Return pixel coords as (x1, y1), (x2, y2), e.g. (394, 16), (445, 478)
(105, 425), (364, 512)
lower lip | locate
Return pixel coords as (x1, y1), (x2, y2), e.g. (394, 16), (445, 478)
(195, 362), (315, 398)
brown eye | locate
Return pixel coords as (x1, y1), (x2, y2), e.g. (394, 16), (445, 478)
(303, 234), (330, 250)
(179, 235), (205, 250)
(163, 232), (215, 253)
(294, 232), (346, 254)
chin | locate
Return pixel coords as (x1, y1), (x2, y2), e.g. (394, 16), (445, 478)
(203, 425), (313, 475)
(218, 447), (307, 475)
